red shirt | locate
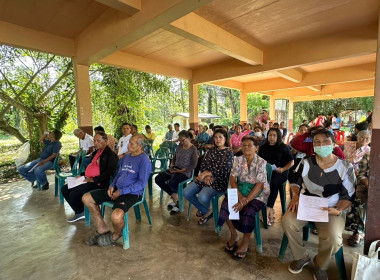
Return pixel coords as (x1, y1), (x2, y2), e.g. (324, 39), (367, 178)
(85, 149), (104, 177)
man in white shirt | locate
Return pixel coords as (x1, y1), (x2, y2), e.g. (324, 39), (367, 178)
(172, 123), (180, 143)
(69, 128), (94, 169)
(117, 123), (132, 159)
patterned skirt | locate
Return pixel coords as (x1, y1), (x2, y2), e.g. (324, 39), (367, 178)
(217, 197), (264, 234)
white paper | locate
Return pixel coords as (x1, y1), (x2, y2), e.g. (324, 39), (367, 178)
(228, 188), (240, 220)
(297, 194), (329, 222)
(67, 176), (85, 189)
(28, 164), (38, 173)
(271, 164), (277, 171)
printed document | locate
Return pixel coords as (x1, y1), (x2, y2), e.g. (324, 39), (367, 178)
(228, 188), (240, 220)
(67, 176), (85, 189)
(297, 194), (329, 222)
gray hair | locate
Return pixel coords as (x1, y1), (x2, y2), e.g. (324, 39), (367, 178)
(73, 128), (83, 136)
(357, 130), (371, 138)
(133, 134), (146, 148)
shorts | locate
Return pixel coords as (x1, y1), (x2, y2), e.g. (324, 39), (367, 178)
(89, 188), (142, 212)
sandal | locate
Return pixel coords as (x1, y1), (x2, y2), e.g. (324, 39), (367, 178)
(170, 205), (180, 215)
(348, 233), (363, 247)
(86, 231), (109, 246)
(233, 248), (250, 261)
(167, 201), (177, 211)
(196, 210), (202, 217)
(311, 229), (319, 235)
(198, 213), (213, 225)
(224, 241), (238, 254)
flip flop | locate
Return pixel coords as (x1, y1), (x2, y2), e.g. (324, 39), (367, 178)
(196, 210), (202, 217)
(224, 241), (238, 254)
(198, 213), (213, 225)
(233, 248), (250, 261)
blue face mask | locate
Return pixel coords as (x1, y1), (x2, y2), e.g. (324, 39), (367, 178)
(314, 145), (334, 157)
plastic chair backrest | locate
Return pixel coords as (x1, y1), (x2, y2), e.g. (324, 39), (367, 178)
(266, 163), (272, 184)
(53, 154), (61, 173)
(72, 150), (86, 175)
(286, 133), (294, 145)
(152, 147), (170, 171)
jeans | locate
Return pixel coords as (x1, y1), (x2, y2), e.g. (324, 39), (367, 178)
(18, 158), (53, 186)
(183, 182), (219, 215)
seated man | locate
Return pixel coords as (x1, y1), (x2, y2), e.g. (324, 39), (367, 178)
(62, 132), (118, 222)
(94, 125), (117, 153)
(69, 128), (94, 169)
(196, 125), (210, 146)
(164, 124), (174, 141)
(18, 130), (62, 190)
(144, 125), (156, 142)
(82, 134), (151, 246)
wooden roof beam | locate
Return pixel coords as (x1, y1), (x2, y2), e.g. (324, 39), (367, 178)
(95, 0), (141, 15)
(307, 86), (322, 92)
(242, 62), (375, 93)
(208, 80), (243, 90)
(193, 24), (377, 84)
(0, 20), (74, 57)
(165, 13), (263, 65)
(75, 0), (214, 65)
(275, 68), (303, 83)
(292, 90), (373, 102)
(100, 51), (192, 79)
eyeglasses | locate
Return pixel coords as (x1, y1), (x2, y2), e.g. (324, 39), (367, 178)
(178, 138), (188, 142)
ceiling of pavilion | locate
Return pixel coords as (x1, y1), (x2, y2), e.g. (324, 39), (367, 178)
(0, 0), (378, 101)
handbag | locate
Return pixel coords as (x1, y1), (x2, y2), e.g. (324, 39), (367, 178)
(237, 181), (263, 197)
(351, 240), (380, 280)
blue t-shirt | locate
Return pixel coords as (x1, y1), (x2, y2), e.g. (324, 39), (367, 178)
(111, 153), (152, 196)
(40, 140), (62, 162)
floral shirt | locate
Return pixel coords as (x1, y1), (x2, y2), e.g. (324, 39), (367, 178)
(357, 153), (370, 181)
(343, 141), (371, 172)
(230, 155), (269, 204)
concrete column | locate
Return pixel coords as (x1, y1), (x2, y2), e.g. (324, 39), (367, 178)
(188, 80), (198, 129)
(73, 60), (93, 135)
(240, 91), (247, 124)
(288, 99), (294, 132)
(364, 8), (380, 254)
(269, 95), (275, 121)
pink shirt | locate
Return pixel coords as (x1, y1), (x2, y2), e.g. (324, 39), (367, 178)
(230, 133), (244, 149)
(85, 150), (103, 178)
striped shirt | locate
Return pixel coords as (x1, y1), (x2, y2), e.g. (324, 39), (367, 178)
(290, 155), (356, 207)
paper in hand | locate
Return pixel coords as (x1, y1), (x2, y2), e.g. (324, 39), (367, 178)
(67, 176), (85, 189)
(228, 188), (240, 220)
(297, 194), (329, 222)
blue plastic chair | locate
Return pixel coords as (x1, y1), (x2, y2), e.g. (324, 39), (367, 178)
(147, 147), (170, 198)
(160, 170), (194, 212)
(55, 150), (86, 204)
(36, 154), (60, 191)
(278, 222), (347, 280)
(84, 187), (152, 249)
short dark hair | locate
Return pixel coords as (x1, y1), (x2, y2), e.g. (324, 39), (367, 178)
(299, 124), (308, 130)
(178, 130), (190, 139)
(94, 125), (105, 132)
(212, 125), (223, 132)
(209, 123), (214, 129)
(254, 126), (263, 132)
(131, 124), (138, 131)
(95, 131), (108, 141)
(333, 113), (338, 118)
(242, 136), (260, 147)
(213, 128), (230, 147)
(122, 122), (131, 128)
(145, 125), (151, 130)
(355, 122), (368, 131)
(188, 128), (195, 139)
(53, 130), (63, 140)
(311, 128), (335, 143)
(174, 123), (180, 127)
(265, 128), (282, 146)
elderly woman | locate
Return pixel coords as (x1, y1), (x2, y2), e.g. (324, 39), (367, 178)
(343, 130), (371, 246)
(258, 128), (294, 225)
(155, 130), (198, 215)
(217, 136), (269, 261)
(183, 129), (234, 224)
(249, 126), (266, 146)
(230, 124), (244, 156)
(283, 128), (355, 280)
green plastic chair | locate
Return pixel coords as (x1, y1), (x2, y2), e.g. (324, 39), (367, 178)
(160, 170), (194, 212)
(36, 154), (60, 191)
(55, 150), (86, 204)
(84, 187), (152, 249)
(147, 147), (170, 198)
(278, 222), (347, 280)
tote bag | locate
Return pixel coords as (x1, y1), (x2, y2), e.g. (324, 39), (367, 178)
(351, 240), (380, 280)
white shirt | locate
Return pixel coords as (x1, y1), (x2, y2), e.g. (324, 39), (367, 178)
(118, 134), (132, 155)
(80, 133), (94, 151)
(172, 130), (180, 142)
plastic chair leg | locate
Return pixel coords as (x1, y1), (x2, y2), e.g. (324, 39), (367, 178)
(36, 181), (41, 191)
(335, 247), (347, 280)
(54, 177), (58, 197)
(122, 212), (130, 249)
(280, 182), (287, 214)
(134, 205), (141, 221)
(211, 196), (219, 231)
(278, 233), (289, 261)
(148, 174), (153, 198)
(59, 179), (65, 204)
(254, 212), (263, 253)
(160, 190), (163, 205)
(84, 206), (91, 226)
(143, 200), (152, 225)
(187, 202), (192, 221)
(303, 227), (310, 241)
(177, 184), (184, 212)
(262, 205), (268, 229)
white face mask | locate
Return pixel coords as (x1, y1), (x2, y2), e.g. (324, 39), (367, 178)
(254, 132), (262, 137)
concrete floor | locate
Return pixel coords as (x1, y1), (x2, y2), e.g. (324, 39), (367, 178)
(0, 174), (362, 280)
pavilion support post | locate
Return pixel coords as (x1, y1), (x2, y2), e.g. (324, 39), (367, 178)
(269, 95), (275, 121)
(364, 8), (380, 254)
(288, 99), (294, 132)
(73, 60), (93, 136)
(240, 91), (247, 124)
(188, 80), (199, 130)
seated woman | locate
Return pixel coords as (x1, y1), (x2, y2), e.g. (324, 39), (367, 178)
(230, 124), (244, 156)
(155, 130), (198, 215)
(258, 128), (294, 225)
(183, 129), (234, 225)
(283, 128), (355, 280)
(344, 130), (371, 246)
(217, 136), (269, 261)
(249, 125), (266, 146)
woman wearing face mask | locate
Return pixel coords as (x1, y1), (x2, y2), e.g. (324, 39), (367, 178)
(283, 128), (355, 280)
(258, 128), (294, 225)
(249, 126), (266, 146)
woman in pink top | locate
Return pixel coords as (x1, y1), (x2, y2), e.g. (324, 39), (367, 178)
(230, 124), (244, 156)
